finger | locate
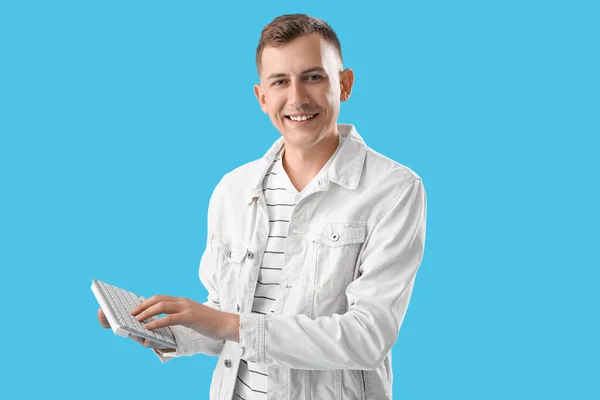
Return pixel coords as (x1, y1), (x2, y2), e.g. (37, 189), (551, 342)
(130, 295), (178, 316)
(135, 301), (182, 322)
(144, 313), (179, 331)
(129, 334), (170, 350)
(97, 308), (110, 329)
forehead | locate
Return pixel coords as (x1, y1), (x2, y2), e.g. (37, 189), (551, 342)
(260, 34), (340, 79)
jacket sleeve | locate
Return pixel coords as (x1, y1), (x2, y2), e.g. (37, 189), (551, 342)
(154, 179), (227, 363)
(238, 179), (427, 370)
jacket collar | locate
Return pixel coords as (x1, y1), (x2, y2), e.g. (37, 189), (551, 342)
(246, 124), (367, 204)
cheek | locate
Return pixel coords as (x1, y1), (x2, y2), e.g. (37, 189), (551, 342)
(320, 87), (338, 110)
(325, 96), (339, 115)
(266, 94), (285, 115)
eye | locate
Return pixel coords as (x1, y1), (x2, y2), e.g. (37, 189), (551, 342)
(272, 80), (286, 86)
(306, 75), (322, 81)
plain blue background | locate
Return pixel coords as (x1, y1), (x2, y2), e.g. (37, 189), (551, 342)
(1, 1), (598, 398)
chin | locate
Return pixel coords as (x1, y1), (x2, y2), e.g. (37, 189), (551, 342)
(283, 130), (323, 148)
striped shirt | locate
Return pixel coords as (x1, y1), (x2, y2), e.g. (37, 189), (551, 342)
(233, 136), (344, 400)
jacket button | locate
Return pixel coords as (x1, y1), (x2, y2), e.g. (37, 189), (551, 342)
(331, 233), (340, 242)
(237, 304), (240, 312)
(224, 359), (232, 368)
(246, 251), (254, 259)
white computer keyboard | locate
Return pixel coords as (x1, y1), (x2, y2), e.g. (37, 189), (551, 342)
(91, 279), (178, 349)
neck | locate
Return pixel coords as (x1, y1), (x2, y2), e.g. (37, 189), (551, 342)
(282, 132), (340, 192)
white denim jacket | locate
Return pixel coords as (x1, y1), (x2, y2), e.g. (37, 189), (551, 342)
(158, 124), (427, 400)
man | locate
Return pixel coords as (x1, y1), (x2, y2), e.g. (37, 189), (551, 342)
(98, 13), (427, 400)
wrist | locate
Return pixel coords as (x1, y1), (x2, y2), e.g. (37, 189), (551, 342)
(223, 313), (240, 342)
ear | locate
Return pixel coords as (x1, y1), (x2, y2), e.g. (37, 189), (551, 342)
(339, 68), (355, 102)
(254, 84), (268, 114)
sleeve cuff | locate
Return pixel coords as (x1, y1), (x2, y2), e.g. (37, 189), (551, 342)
(239, 313), (265, 363)
(153, 347), (177, 364)
(152, 325), (189, 363)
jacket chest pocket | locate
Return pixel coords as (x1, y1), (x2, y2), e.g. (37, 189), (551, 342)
(305, 222), (366, 315)
(212, 235), (247, 313)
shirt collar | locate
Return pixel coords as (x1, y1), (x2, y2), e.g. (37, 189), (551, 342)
(246, 124), (367, 204)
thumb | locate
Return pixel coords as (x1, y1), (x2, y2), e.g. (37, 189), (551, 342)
(97, 308), (111, 329)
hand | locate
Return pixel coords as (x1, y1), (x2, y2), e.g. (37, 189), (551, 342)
(97, 308), (111, 329)
(130, 295), (240, 342)
(97, 308), (176, 351)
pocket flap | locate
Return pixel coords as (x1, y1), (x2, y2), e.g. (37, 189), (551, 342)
(307, 222), (366, 247)
(211, 235), (247, 263)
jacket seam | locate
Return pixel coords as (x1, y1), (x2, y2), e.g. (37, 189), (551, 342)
(365, 179), (420, 251)
(377, 178), (420, 224)
(364, 147), (421, 182)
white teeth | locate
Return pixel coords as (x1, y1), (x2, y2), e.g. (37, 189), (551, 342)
(289, 114), (315, 121)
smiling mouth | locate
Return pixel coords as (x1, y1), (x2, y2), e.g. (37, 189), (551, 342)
(285, 113), (319, 122)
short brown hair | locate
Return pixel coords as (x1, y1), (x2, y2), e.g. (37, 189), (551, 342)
(256, 14), (343, 75)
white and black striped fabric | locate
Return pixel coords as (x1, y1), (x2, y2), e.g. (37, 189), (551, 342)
(233, 148), (297, 400)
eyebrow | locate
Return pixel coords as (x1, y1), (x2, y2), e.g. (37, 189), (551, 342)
(267, 66), (327, 80)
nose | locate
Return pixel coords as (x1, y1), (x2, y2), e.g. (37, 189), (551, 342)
(288, 78), (310, 107)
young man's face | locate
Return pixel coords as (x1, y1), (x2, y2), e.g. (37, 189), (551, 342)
(254, 34), (354, 150)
